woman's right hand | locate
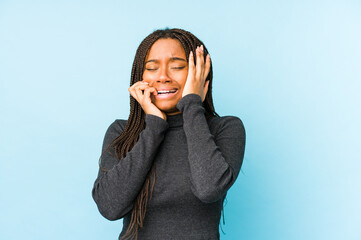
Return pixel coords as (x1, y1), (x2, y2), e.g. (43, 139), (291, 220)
(128, 81), (167, 121)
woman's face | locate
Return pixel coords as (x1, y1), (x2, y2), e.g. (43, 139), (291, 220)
(142, 38), (188, 115)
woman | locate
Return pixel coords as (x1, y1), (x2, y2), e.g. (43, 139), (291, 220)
(92, 28), (246, 240)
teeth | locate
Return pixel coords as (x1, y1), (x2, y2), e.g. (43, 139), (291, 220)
(158, 90), (177, 94)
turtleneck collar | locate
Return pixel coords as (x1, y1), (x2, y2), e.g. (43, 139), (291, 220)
(166, 113), (183, 128)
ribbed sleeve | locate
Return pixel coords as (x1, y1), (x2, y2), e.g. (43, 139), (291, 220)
(91, 114), (169, 220)
(176, 94), (246, 203)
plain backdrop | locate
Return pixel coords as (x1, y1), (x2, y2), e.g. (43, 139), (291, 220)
(0, 0), (360, 239)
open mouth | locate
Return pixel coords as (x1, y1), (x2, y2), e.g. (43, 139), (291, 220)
(157, 89), (178, 95)
(155, 89), (178, 99)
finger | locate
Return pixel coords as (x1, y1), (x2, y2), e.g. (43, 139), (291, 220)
(129, 81), (149, 103)
(187, 51), (196, 80)
(199, 45), (205, 82)
(135, 84), (149, 91)
(129, 87), (139, 103)
(130, 80), (147, 86)
(129, 84), (138, 98)
(129, 81), (148, 92)
(195, 46), (203, 82)
(134, 85), (148, 102)
(144, 87), (157, 102)
(204, 80), (209, 93)
(143, 87), (151, 102)
(133, 87), (142, 102)
(204, 53), (211, 81)
(188, 51), (195, 72)
(139, 81), (149, 85)
(143, 86), (156, 95)
(203, 80), (210, 102)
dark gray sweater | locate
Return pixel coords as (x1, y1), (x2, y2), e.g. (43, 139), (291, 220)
(92, 94), (246, 240)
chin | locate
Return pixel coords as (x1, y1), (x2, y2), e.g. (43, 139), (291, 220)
(155, 102), (178, 113)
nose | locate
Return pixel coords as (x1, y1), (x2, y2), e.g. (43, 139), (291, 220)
(157, 66), (171, 83)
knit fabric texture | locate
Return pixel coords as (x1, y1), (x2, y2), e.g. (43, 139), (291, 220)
(92, 93), (246, 240)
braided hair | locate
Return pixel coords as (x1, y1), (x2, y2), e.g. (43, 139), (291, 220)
(98, 28), (227, 240)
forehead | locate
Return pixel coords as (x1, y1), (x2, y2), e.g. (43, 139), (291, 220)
(146, 38), (186, 60)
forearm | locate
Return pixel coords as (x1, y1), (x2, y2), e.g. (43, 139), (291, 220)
(177, 94), (245, 203)
(92, 114), (168, 220)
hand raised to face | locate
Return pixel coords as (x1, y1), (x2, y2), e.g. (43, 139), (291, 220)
(128, 81), (167, 121)
(182, 45), (211, 102)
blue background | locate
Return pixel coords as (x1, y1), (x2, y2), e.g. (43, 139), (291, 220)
(1, 0), (360, 239)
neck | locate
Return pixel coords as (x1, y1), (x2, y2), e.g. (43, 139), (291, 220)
(166, 112), (183, 128)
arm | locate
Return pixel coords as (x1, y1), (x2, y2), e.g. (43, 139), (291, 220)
(177, 94), (246, 203)
(91, 114), (169, 220)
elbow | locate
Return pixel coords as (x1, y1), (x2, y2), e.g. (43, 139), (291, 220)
(93, 197), (133, 221)
(92, 188), (133, 221)
(98, 207), (122, 221)
(98, 206), (128, 221)
(191, 169), (235, 204)
(195, 191), (220, 203)
(191, 184), (226, 204)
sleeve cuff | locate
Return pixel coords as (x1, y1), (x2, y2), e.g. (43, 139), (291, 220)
(176, 93), (202, 112)
(145, 114), (169, 130)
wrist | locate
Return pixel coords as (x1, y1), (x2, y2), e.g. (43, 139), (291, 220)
(146, 112), (167, 121)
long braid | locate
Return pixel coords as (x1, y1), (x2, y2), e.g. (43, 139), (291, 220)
(97, 28), (225, 240)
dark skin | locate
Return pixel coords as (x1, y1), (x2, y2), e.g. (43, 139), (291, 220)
(128, 38), (211, 121)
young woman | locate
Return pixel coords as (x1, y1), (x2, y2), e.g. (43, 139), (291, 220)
(92, 28), (246, 240)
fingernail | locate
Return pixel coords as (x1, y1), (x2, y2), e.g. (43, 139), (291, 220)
(190, 51), (193, 57)
(201, 45), (204, 51)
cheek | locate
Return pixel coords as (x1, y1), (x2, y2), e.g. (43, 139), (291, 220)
(142, 72), (147, 80)
(142, 72), (153, 82)
(142, 73), (151, 83)
(177, 72), (188, 88)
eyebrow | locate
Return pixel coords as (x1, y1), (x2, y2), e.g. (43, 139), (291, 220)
(145, 57), (186, 64)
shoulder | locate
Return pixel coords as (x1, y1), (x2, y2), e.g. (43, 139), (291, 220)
(105, 119), (128, 135)
(102, 119), (128, 144)
(101, 119), (128, 152)
(208, 115), (246, 139)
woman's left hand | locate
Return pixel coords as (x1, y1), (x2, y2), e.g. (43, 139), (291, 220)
(182, 45), (211, 102)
